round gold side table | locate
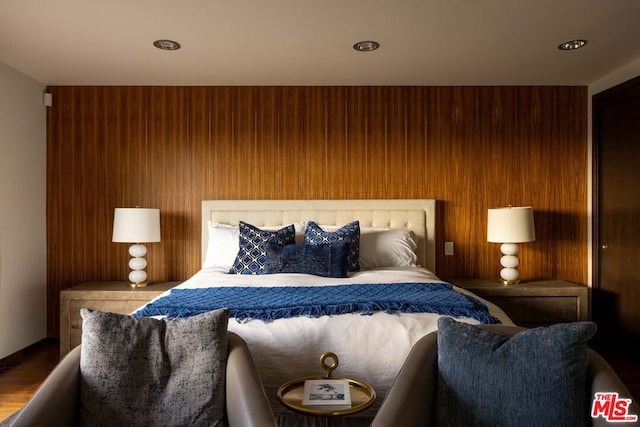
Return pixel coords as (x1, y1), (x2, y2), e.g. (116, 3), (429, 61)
(276, 352), (376, 421)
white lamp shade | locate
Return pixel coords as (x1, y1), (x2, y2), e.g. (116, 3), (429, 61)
(112, 208), (161, 243)
(487, 206), (535, 243)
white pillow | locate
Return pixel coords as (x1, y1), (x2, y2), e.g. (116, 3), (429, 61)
(203, 222), (304, 269)
(359, 229), (418, 269)
(203, 223), (239, 269)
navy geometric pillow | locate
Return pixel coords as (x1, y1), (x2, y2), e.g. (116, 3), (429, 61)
(228, 222), (296, 274)
(304, 221), (360, 272)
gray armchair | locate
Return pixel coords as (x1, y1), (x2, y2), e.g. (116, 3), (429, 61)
(7, 333), (276, 427)
(372, 325), (639, 427)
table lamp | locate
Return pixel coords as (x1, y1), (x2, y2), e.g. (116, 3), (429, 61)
(112, 207), (161, 287)
(487, 206), (535, 285)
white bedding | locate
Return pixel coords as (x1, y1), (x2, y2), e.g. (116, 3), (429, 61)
(139, 266), (513, 424)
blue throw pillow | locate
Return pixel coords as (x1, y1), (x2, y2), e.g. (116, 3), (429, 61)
(436, 317), (597, 427)
(304, 221), (360, 272)
(228, 222), (296, 274)
(264, 242), (350, 278)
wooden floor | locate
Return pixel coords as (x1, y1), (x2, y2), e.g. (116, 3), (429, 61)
(0, 341), (60, 422)
(1, 341), (639, 423)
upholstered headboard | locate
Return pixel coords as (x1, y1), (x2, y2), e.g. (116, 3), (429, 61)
(201, 199), (437, 273)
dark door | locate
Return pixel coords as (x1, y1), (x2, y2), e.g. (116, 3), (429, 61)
(593, 75), (640, 355)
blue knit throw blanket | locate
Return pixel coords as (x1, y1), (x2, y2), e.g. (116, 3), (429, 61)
(133, 282), (499, 324)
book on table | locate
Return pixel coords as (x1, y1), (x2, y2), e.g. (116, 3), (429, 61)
(302, 379), (352, 409)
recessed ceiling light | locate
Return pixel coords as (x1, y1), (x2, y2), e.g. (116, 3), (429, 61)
(153, 39), (181, 51)
(353, 41), (380, 52)
(558, 39), (587, 51)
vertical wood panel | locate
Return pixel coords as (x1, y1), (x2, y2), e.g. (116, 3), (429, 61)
(208, 87), (234, 199)
(386, 87), (410, 199)
(301, 87), (327, 199)
(233, 87), (258, 198)
(404, 87), (428, 199)
(46, 85), (588, 336)
(279, 87), (303, 198)
(345, 86), (369, 198)
(366, 87), (387, 198)
(325, 87), (349, 198)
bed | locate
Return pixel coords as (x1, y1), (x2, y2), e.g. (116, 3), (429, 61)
(133, 199), (514, 426)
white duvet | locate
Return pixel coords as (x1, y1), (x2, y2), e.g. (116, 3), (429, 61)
(139, 266), (513, 424)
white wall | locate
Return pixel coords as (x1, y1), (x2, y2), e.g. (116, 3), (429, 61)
(0, 62), (46, 359)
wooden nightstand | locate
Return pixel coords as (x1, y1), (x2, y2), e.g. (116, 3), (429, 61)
(448, 279), (589, 327)
(59, 281), (180, 358)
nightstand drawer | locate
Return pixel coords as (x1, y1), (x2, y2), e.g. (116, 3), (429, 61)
(60, 281), (179, 358)
(68, 299), (149, 327)
(449, 278), (589, 328)
(486, 296), (581, 326)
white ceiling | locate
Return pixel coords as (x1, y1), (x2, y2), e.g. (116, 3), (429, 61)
(2, 0), (640, 86)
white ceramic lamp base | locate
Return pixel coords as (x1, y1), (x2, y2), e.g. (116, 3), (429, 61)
(128, 244), (148, 287)
(499, 243), (520, 285)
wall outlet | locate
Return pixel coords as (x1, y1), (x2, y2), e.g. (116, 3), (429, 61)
(444, 241), (454, 256)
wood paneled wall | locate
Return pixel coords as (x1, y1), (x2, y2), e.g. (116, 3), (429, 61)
(46, 86), (587, 337)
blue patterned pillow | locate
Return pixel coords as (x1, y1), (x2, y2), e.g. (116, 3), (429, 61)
(304, 221), (360, 272)
(436, 317), (597, 427)
(229, 222), (296, 274)
(265, 242), (350, 277)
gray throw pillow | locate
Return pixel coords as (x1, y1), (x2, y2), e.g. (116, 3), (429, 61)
(79, 308), (229, 427)
(436, 317), (597, 427)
